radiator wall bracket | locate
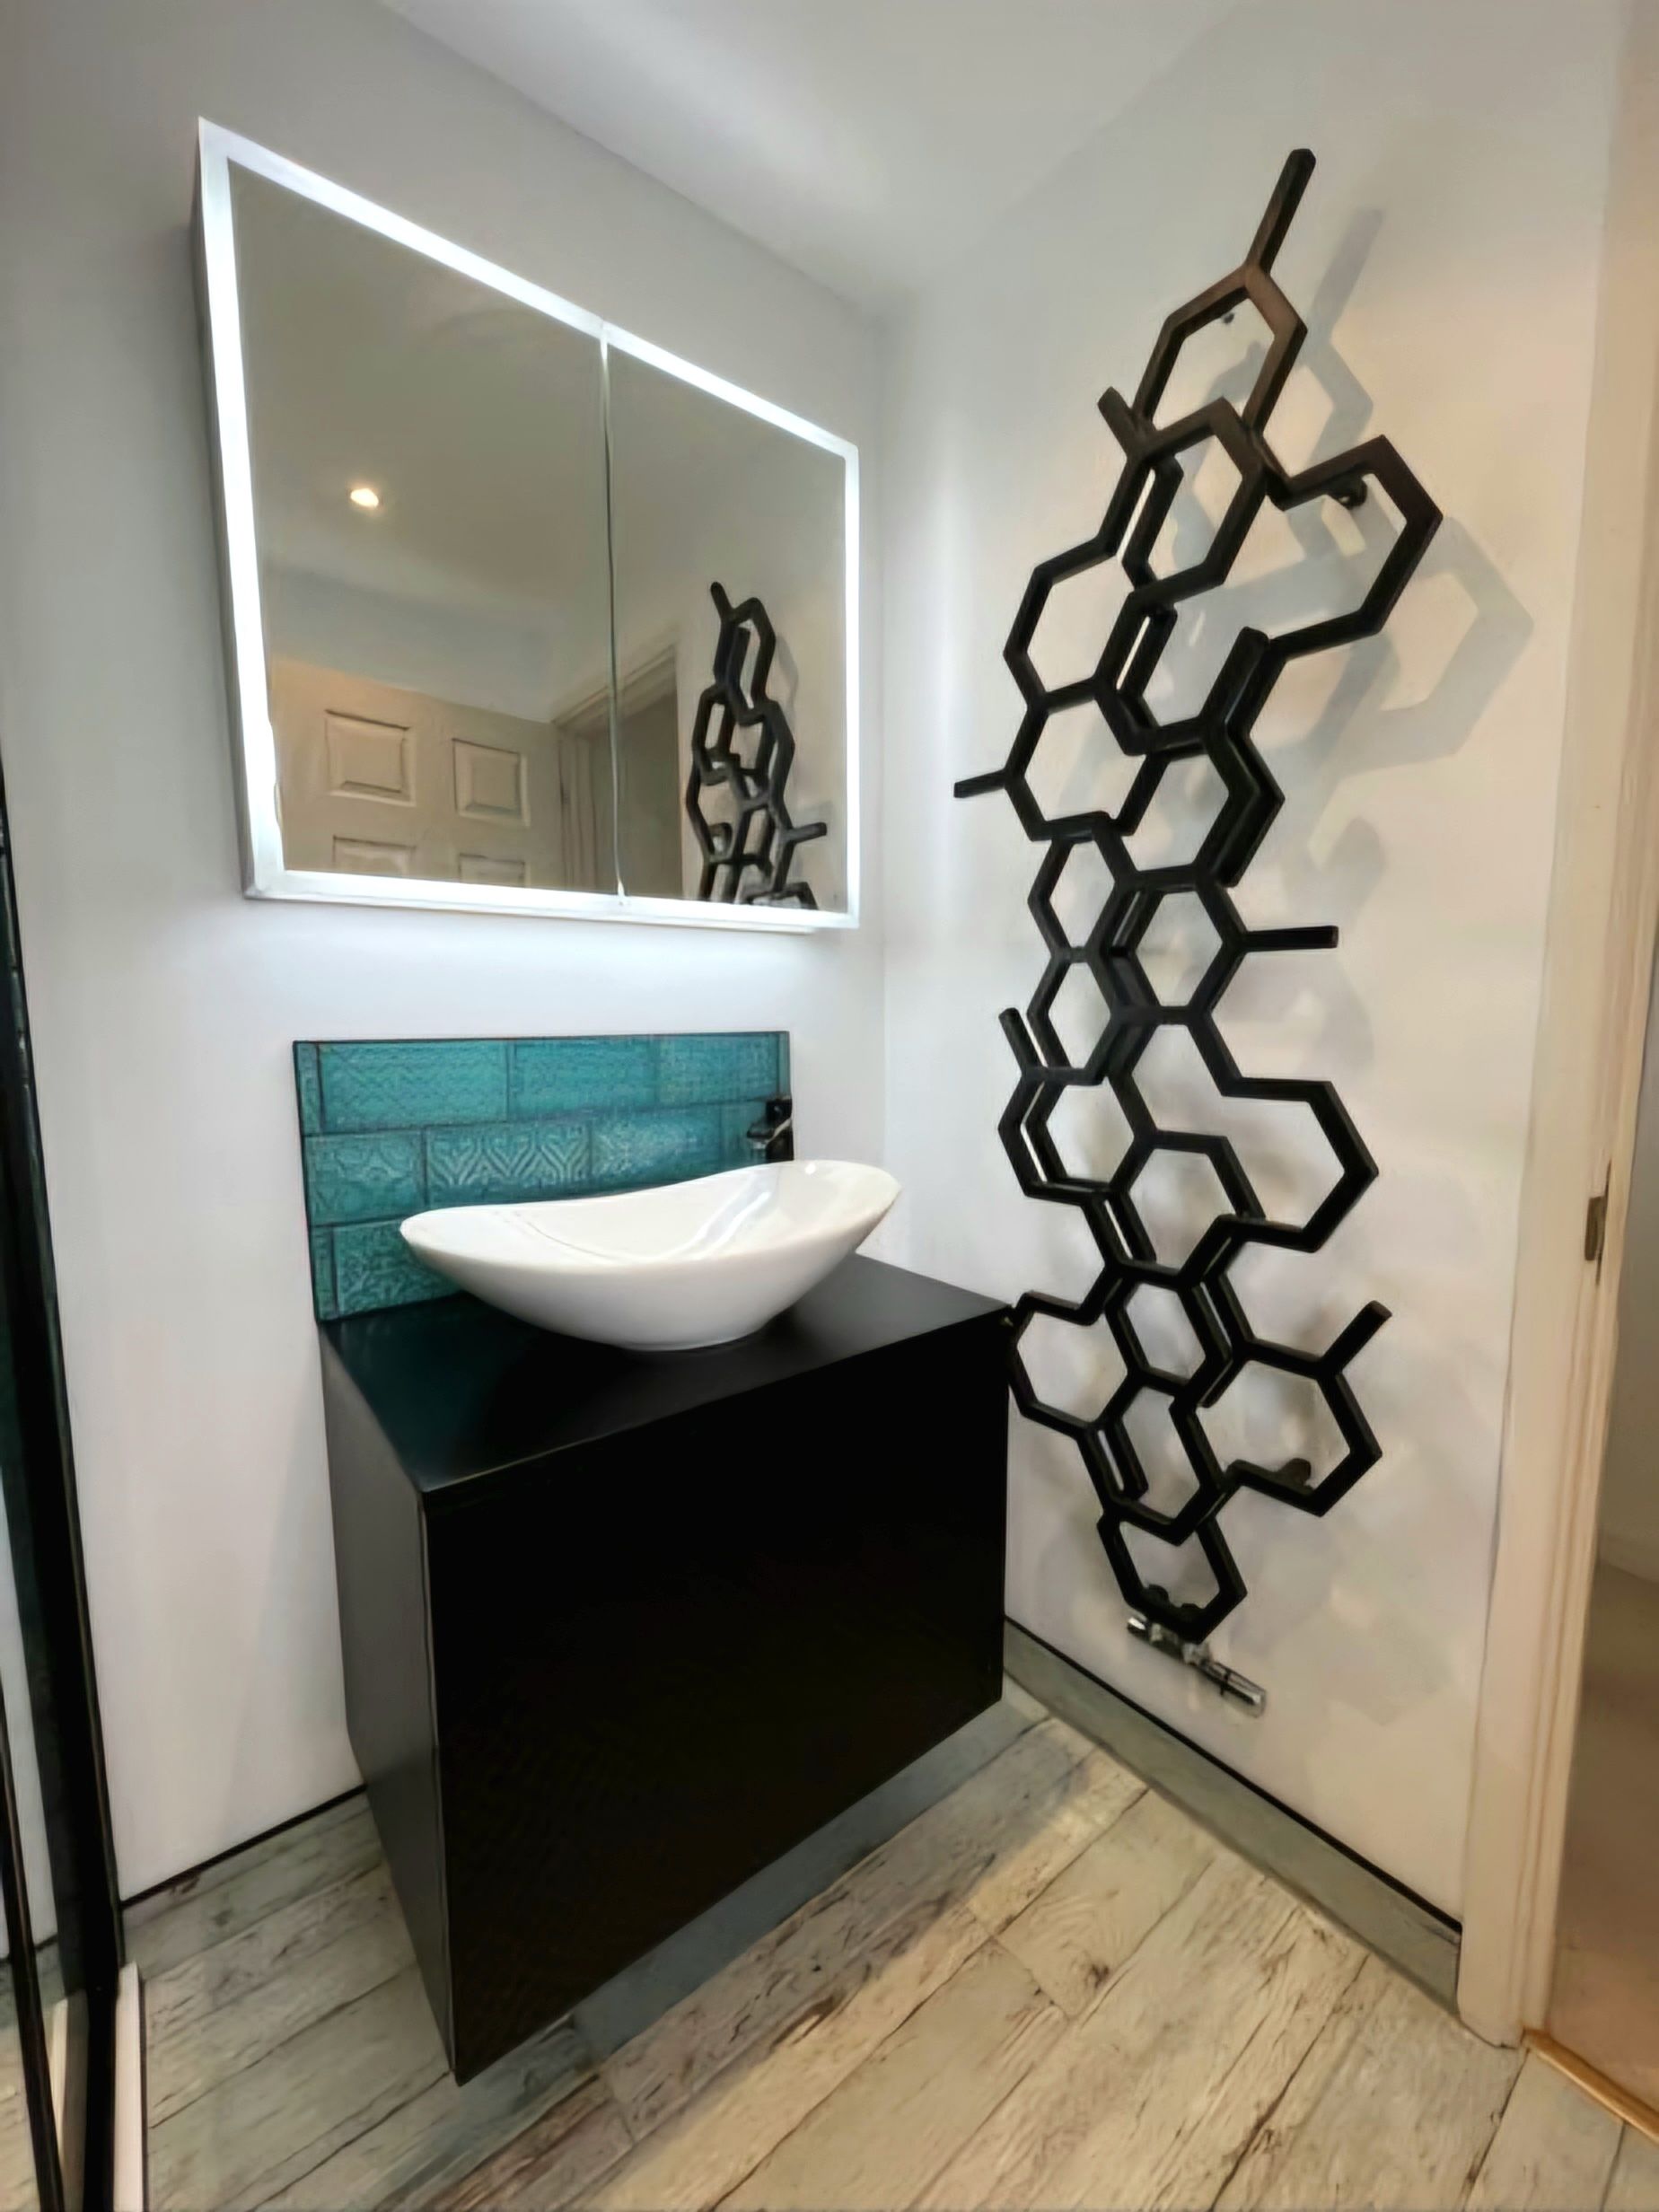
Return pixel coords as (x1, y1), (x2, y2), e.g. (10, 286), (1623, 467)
(1127, 1612), (1267, 1715)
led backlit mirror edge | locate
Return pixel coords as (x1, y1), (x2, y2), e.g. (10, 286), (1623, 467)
(192, 118), (861, 933)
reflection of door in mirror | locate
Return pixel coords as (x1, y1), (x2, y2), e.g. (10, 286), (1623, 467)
(231, 164), (615, 897)
(611, 648), (684, 899)
(268, 659), (615, 891)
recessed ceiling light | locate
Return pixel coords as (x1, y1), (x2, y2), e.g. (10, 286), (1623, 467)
(348, 485), (381, 510)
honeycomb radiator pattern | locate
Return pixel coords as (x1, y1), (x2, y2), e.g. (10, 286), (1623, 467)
(687, 582), (828, 908)
(955, 149), (1441, 1641)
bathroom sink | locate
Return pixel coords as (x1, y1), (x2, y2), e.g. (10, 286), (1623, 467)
(400, 1160), (900, 1352)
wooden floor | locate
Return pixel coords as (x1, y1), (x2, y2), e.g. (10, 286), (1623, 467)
(130, 1692), (1659, 2211)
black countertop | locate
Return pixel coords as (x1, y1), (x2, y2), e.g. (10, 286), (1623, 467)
(320, 1254), (1006, 1505)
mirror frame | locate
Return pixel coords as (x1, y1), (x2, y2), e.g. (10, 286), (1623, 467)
(193, 119), (861, 933)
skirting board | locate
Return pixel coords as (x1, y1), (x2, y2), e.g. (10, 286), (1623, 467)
(1005, 1620), (1462, 2009)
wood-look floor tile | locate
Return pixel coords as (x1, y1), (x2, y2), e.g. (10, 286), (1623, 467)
(148, 1864), (414, 2122)
(1605, 2123), (1659, 2210)
(959, 1749), (1143, 1937)
(1216, 1954), (1520, 2211)
(0, 2017), (33, 2212)
(918, 1852), (1363, 2211)
(1466, 2051), (1622, 2211)
(601, 1719), (1116, 2139)
(150, 1965), (447, 2212)
(722, 1939), (1065, 2211)
(129, 1797), (380, 1981)
(427, 2077), (632, 2212)
(996, 1785), (1215, 2017)
(259, 2015), (593, 2210)
(588, 1899), (987, 2211)
(136, 1698), (1642, 2212)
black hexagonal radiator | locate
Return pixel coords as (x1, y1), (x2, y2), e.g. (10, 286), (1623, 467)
(955, 150), (1440, 1677)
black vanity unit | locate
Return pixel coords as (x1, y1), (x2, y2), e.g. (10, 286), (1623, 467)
(320, 1254), (1008, 2080)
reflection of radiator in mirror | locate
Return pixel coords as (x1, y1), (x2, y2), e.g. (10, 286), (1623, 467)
(268, 657), (615, 892)
(686, 584), (827, 908)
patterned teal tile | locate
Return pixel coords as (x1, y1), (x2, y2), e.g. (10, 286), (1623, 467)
(332, 1222), (452, 1317)
(304, 1133), (426, 1226)
(296, 1032), (786, 1321)
(509, 1037), (658, 1117)
(310, 1228), (338, 1322)
(658, 1032), (781, 1105)
(427, 1118), (592, 1207)
(592, 1107), (724, 1190)
(317, 1040), (507, 1134)
(719, 1099), (772, 1167)
(294, 1044), (322, 1137)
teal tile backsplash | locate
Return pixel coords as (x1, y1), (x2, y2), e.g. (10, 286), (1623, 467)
(426, 1118), (592, 1207)
(509, 1036), (657, 1117)
(303, 1132), (426, 1224)
(315, 1040), (509, 1133)
(295, 1032), (789, 1321)
(591, 1107), (724, 1189)
(658, 1032), (781, 1105)
(332, 1220), (443, 1318)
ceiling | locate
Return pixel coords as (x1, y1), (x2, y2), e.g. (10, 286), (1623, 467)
(382, 0), (1233, 312)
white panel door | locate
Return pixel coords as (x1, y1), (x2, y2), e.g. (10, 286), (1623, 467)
(268, 658), (607, 890)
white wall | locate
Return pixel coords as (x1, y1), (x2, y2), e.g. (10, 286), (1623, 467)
(876, 0), (1624, 1917)
(0, 0), (883, 1896)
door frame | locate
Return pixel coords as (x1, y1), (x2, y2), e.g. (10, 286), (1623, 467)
(1458, 11), (1659, 2041)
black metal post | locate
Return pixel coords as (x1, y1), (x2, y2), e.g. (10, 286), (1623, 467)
(0, 752), (122, 2209)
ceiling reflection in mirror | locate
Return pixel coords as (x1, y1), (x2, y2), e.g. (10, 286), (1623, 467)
(232, 166), (616, 896)
(198, 127), (857, 926)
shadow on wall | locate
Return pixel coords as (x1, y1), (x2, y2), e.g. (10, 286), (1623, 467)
(1011, 204), (1532, 1643)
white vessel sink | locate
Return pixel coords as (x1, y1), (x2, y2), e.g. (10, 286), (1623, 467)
(400, 1159), (900, 1352)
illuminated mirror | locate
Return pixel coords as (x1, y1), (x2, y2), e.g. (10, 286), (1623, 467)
(195, 124), (858, 930)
